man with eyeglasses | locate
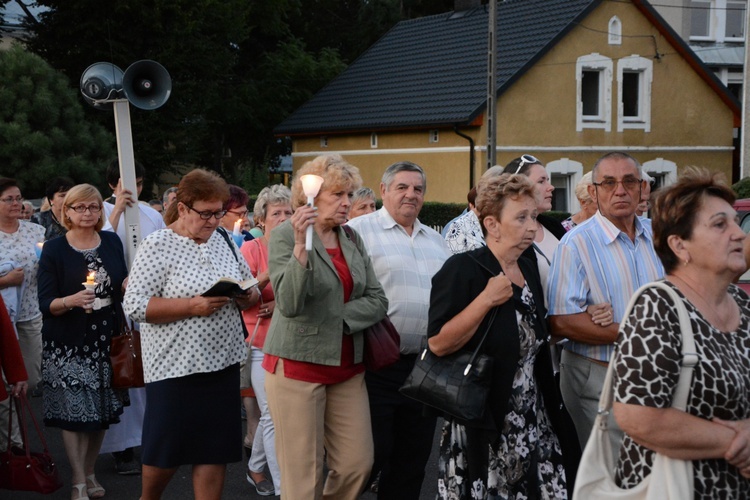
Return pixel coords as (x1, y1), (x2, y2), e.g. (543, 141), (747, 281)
(546, 152), (664, 454)
(100, 158), (165, 476)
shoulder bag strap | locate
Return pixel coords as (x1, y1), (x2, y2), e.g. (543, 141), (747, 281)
(598, 281), (698, 419)
(216, 226), (239, 262)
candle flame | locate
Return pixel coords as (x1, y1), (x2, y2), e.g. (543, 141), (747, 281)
(86, 271), (96, 284)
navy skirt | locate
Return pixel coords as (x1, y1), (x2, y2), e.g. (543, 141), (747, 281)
(141, 363), (242, 467)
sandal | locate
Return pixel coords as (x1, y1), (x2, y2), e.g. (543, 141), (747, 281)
(85, 474), (105, 499)
(72, 483), (90, 500)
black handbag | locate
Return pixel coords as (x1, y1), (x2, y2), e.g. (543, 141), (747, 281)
(399, 307), (498, 422)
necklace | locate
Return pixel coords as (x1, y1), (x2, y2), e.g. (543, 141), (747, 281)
(668, 274), (738, 331)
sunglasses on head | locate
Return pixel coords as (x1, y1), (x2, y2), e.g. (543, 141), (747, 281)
(514, 154), (540, 174)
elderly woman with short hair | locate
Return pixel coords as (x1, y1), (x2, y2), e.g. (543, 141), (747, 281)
(238, 184), (293, 496)
(562, 171), (596, 231)
(613, 168), (750, 497)
(38, 183), (129, 500)
(124, 169), (260, 500)
(429, 173), (570, 499)
(264, 154), (388, 499)
(348, 187), (376, 220)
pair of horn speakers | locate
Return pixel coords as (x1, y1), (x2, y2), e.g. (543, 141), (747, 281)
(80, 60), (171, 110)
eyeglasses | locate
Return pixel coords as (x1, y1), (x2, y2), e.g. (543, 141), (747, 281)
(592, 178), (642, 192)
(185, 204), (227, 220)
(514, 154), (540, 174)
(68, 204), (102, 213)
(0, 196), (23, 205)
(227, 209), (249, 219)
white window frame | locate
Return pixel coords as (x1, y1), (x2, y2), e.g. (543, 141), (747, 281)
(370, 132), (378, 148)
(576, 53), (613, 132)
(320, 136), (328, 148)
(690, 0), (747, 42)
(546, 158), (584, 213)
(617, 55), (653, 132)
(725, 0), (747, 41)
(609, 16), (622, 45)
(429, 130), (439, 143)
(641, 158), (677, 187)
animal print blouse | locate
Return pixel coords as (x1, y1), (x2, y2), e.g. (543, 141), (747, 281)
(613, 281), (750, 499)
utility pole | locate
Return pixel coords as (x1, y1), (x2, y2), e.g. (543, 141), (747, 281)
(486, 0), (497, 171)
(740, 2), (750, 180)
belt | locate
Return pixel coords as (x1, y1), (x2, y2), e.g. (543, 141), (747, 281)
(567, 350), (608, 367)
(92, 297), (113, 311)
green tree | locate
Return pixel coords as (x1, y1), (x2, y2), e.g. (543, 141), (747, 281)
(18, 0), (347, 189)
(0, 45), (115, 197)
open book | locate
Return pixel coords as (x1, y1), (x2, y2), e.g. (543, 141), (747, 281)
(202, 276), (259, 298)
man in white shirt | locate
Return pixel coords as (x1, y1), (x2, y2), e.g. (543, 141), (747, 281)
(100, 159), (165, 474)
(347, 161), (449, 499)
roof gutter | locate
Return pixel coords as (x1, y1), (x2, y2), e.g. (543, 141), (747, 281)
(453, 125), (475, 191)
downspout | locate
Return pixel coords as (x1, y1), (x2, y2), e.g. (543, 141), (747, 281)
(453, 125), (475, 191)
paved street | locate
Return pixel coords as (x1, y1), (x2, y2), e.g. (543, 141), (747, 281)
(3, 394), (440, 500)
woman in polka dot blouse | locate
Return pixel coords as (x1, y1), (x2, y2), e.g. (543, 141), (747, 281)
(124, 169), (260, 500)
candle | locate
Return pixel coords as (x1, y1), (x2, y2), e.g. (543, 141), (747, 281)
(86, 271), (96, 286)
(35, 242), (43, 258)
(233, 218), (242, 236)
(300, 175), (325, 252)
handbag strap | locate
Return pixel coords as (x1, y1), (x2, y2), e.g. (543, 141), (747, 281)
(9, 393), (53, 456)
(598, 281), (699, 420)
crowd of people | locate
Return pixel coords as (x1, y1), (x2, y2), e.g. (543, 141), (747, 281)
(0, 150), (749, 500)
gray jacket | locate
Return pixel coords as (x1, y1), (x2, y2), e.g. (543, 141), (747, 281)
(264, 220), (388, 366)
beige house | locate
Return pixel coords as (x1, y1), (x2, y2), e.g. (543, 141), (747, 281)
(275, 0), (741, 211)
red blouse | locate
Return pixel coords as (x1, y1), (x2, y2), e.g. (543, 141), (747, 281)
(262, 245), (363, 384)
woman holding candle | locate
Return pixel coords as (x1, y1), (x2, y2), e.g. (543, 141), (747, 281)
(37, 183), (129, 500)
(124, 169), (260, 500)
(220, 184), (254, 243)
(264, 154), (388, 499)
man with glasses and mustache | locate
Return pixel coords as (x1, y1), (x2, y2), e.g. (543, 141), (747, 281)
(101, 159), (165, 476)
(546, 152), (664, 454)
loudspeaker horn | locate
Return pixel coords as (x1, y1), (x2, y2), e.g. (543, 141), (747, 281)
(80, 62), (124, 110)
(122, 60), (172, 110)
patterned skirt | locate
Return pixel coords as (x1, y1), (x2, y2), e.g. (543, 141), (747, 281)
(42, 306), (128, 431)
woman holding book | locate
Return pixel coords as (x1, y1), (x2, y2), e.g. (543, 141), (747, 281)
(124, 169), (260, 500)
(264, 154), (388, 499)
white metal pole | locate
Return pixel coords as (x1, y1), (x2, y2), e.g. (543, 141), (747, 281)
(112, 100), (142, 268)
(741, 3), (750, 181)
(486, 0), (497, 171)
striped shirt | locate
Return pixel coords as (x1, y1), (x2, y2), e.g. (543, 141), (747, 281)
(546, 211), (664, 362)
(347, 207), (450, 354)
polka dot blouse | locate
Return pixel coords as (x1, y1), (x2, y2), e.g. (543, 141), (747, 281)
(124, 228), (253, 383)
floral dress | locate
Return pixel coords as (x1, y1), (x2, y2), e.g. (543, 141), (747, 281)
(42, 243), (128, 431)
(437, 283), (567, 499)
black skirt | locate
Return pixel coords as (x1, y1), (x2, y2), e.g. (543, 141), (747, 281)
(141, 363), (242, 467)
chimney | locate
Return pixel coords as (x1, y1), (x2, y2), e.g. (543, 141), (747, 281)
(455, 0), (482, 12)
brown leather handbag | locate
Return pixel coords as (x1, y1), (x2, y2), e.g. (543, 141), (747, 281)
(363, 316), (401, 371)
(110, 307), (145, 388)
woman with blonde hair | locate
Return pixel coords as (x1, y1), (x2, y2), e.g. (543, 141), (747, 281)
(264, 154), (388, 499)
(562, 171), (597, 231)
(38, 183), (129, 500)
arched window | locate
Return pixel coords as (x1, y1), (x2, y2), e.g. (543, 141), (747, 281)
(609, 16), (622, 45)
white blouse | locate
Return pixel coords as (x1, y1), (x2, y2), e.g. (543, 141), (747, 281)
(0, 221), (45, 322)
(124, 228), (253, 383)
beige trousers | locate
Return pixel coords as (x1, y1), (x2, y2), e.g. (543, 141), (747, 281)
(265, 360), (373, 500)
